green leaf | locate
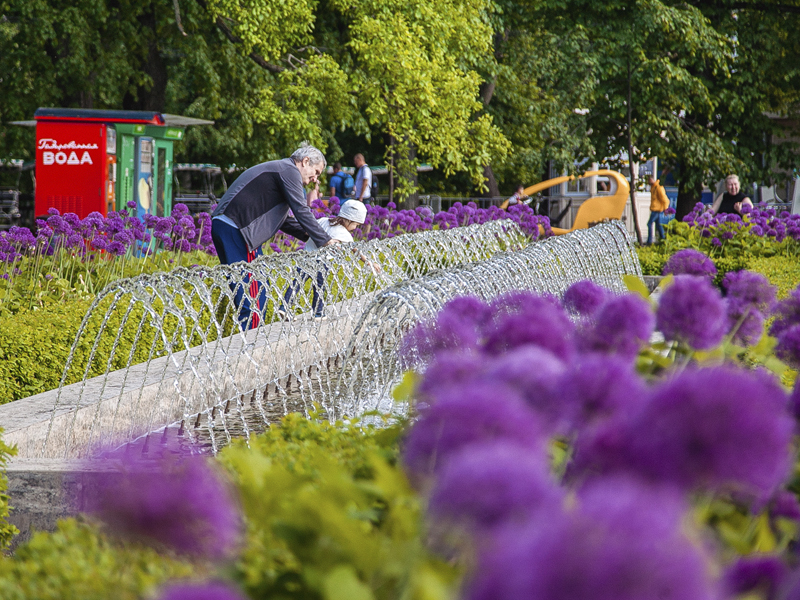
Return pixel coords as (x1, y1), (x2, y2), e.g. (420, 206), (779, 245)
(623, 274), (650, 299)
(392, 370), (419, 403)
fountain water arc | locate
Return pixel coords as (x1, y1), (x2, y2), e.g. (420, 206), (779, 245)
(0, 220), (640, 461)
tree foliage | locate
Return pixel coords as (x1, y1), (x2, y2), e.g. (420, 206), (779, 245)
(1, 0), (798, 200)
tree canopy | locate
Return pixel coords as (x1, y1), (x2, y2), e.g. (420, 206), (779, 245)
(1, 0), (798, 202)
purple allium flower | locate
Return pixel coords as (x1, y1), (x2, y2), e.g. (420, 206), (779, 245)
(157, 581), (248, 600)
(579, 294), (654, 359)
(562, 280), (609, 317)
(67, 233), (84, 248)
(558, 353), (646, 432)
(428, 441), (562, 531)
(574, 366), (793, 498)
(789, 379), (800, 422)
(662, 248), (717, 280)
(107, 241), (126, 256)
(416, 351), (486, 401)
(727, 307), (765, 346)
(723, 270), (776, 313)
(656, 275), (728, 349)
(467, 476), (718, 600)
(483, 345), (567, 431)
(402, 382), (544, 477)
(89, 452), (240, 559)
(770, 490), (800, 520)
(484, 294), (574, 360)
(770, 288), (800, 338)
(775, 324), (800, 368)
(402, 297), (490, 363)
(724, 555), (787, 600)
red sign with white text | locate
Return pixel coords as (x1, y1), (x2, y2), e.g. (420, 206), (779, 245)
(35, 122), (108, 218)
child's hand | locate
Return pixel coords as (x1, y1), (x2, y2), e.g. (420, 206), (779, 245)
(367, 261), (382, 274)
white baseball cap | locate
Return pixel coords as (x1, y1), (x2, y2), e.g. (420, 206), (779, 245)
(339, 201), (367, 224)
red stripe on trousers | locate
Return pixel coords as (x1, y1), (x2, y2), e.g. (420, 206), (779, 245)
(247, 250), (260, 327)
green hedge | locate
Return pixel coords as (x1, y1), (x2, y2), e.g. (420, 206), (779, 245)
(638, 246), (800, 297)
(0, 519), (193, 599)
(0, 293), (233, 405)
(219, 414), (458, 600)
(0, 415), (453, 600)
(637, 245), (750, 286)
(746, 256), (800, 299)
(0, 431), (16, 551)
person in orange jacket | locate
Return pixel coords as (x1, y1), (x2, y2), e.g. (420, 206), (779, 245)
(647, 174), (670, 244)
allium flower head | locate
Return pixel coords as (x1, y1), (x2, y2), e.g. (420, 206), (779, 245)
(402, 382), (544, 477)
(775, 324), (800, 368)
(723, 270), (776, 313)
(724, 555), (787, 600)
(575, 366), (792, 498)
(727, 306), (765, 346)
(662, 248), (717, 280)
(483, 345), (567, 430)
(467, 476), (718, 600)
(656, 275), (728, 349)
(771, 287), (800, 338)
(158, 581), (248, 600)
(579, 294), (654, 359)
(562, 280), (609, 317)
(416, 351), (486, 401)
(558, 353), (646, 433)
(401, 296), (490, 364)
(429, 441), (562, 531)
(89, 452), (240, 558)
(484, 294), (574, 360)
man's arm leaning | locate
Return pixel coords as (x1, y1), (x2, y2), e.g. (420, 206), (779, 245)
(280, 168), (332, 248)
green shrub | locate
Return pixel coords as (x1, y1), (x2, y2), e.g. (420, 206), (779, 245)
(636, 245), (749, 285)
(0, 291), (230, 405)
(0, 430), (17, 550)
(218, 414), (458, 600)
(746, 256), (800, 299)
(637, 244), (669, 276)
(0, 519), (193, 599)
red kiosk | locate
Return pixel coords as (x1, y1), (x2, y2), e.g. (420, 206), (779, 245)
(31, 109), (164, 218)
(16, 108), (212, 220)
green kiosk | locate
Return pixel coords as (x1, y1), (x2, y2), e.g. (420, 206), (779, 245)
(113, 114), (214, 218)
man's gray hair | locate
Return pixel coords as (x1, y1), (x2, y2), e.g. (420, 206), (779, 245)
(291, 142), (326, 167)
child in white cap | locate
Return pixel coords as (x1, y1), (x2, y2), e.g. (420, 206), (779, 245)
(279, 202), (379, 319)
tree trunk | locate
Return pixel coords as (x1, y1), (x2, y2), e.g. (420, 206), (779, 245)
(483, 164), (500, 198)
(123, 6), (168, 111)
(626, 60), (643, 244)
(476, 31), (506, 201)
(400, 140), (419, 209)
(388, 134), (395, 205)
(479, 75), (497, 197)
(676, 178), (703, 221)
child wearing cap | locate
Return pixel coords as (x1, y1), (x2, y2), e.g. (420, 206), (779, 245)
(279, 202), (379, 320)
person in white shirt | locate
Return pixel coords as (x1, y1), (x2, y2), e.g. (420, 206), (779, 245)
(278, 202), (379, 319)
(352, 153), (372, 204)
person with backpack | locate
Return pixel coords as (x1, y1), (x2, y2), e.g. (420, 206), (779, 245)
(327, 162), (355, 199)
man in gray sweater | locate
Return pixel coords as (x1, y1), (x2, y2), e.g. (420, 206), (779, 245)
(211, 142), (338, 328)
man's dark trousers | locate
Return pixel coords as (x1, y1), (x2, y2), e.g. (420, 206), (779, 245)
(211, 219), (268, 330)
